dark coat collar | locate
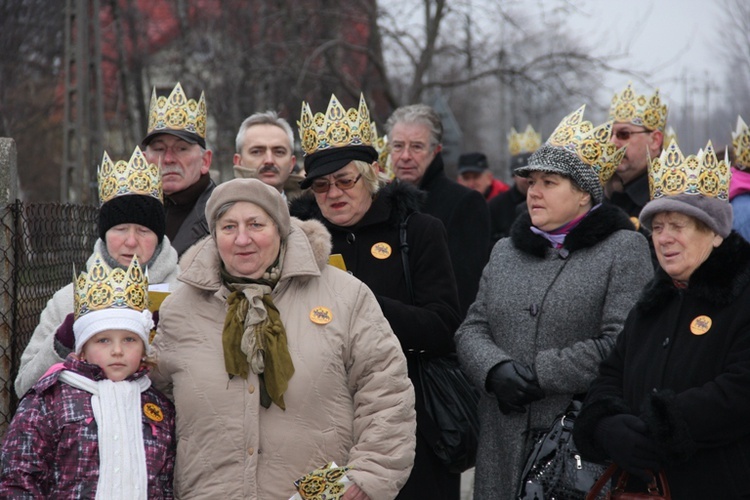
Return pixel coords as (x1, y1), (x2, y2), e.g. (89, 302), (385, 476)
(289, 181), (426, 230)
(637, 232), (750, 314)
(509, 204), (636, 258)
(418, 153), (445, 190)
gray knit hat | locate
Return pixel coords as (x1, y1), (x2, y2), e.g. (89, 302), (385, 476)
(205, 178), (291, 238)
(639, 194), (733, 237)
(516, 144), (604, 203)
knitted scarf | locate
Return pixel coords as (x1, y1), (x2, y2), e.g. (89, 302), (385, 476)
(58, 370), (151, 500)
(220, 252), (295, 410)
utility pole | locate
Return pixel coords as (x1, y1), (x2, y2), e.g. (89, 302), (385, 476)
(61, 0), (104, 204)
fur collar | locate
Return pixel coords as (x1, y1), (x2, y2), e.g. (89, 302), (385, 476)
(509, 204), (635, 258)
(289, 181), (426, 229)
(637, 232), (750, 314)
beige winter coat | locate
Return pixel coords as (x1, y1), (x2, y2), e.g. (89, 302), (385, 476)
(152, 218), (416, 500)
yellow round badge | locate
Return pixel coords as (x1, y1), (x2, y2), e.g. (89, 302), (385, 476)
(690, 315), (712, 336)
(371, 242), (392, 259)
(310, 306), (333, 325)
(143, 403), (164, 422)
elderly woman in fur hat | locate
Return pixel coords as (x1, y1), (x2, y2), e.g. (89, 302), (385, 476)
(455, 106), (653, 499)
(574, 140), (750, 498)
(151, 178), (416, 500)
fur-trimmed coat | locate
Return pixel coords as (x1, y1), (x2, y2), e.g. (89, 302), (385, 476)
(455, 204), (652, 499)
(151, 218), (416, 500)
(291, 182), (462, 499)
(574, 232), (750, 499)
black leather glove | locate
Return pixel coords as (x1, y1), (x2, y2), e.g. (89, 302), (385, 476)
(595, 414), (663, 483)
(487, 360), (545, 414)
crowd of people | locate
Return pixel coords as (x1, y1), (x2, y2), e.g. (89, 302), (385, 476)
(3, 78), (750, 499)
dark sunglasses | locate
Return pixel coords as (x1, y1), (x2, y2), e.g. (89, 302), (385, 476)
(614, 129), (651, 141)
(310, 173), (362, 194)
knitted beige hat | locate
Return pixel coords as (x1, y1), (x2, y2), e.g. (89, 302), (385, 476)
(205, 178), (291, 238)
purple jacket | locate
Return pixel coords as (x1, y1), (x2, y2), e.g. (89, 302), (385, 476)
(0, 357), (175, 498)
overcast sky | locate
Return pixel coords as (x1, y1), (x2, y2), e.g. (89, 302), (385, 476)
(569, 0), (724, 113)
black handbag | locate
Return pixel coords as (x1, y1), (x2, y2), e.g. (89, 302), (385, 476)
(399, 215), (481, 473)
(517, 399), (609, 500)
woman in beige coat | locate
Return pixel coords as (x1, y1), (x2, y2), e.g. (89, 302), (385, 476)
(152, 178), (416, 500)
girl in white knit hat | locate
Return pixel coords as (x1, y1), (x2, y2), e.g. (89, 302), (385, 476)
(0, 254), (175, 499)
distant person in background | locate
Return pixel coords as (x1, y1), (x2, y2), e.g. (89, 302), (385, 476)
(605, 82), (668, 224)
(730, 116), (750, 241)
(488, 125), (541, 244)
(233, 110), (304, 202)
(456, 152), (509, 201)
(142, 82), (215, 256)
(386, 104), (490, 317)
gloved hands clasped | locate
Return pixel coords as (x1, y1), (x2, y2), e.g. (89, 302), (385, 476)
(595, 414), (663, 483)
(486, 360), (544, 414)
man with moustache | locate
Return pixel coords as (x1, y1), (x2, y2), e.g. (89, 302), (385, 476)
(385, 104), (490, 318)
(142, 83), (215, 256)
(233, 111), (303, 202)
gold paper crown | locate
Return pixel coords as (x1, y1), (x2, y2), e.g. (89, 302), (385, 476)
(98, 146), (162, 206)
(74, 254), (149, 320)
(547, 105), (626, 185)
(609, 82), (668, 131)
(147, 82), (207, 141)
(370, 122), (394, 179)
(663, 126), (678, 148)
(298, 93), (373, 156)
(648, 139), (731, 200)
(508, 125), (542, 156)
(732, 116), (750, 170)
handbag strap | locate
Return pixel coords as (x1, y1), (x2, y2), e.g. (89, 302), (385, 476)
(586, 464), (671, 499)
(399, 212), (415, 305)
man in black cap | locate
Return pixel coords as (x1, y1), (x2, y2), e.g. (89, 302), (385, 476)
(456, 152), (508, 201)
(142, 83), (215, 256)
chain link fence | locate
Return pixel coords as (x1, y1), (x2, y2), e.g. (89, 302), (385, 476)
(0, 201), (98, 435)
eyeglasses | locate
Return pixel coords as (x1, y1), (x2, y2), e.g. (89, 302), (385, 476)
(389, 142), (432, 155)
(614, 130), (651, 141)
(310, 174), (362, 194)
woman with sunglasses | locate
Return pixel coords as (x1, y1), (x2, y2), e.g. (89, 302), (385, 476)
(291, 94), (462, 500)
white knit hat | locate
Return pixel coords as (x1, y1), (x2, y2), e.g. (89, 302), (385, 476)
(73, 308), (154, 355)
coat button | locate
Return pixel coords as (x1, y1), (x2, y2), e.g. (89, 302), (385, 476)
(247, 447), (254, 455)
(662, 337), (670, 348)
(248, 384), (255, 394)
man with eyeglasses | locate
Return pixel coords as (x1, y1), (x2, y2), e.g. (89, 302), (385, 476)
(606, 82), (669, 222)
(385, 104), (490, 318)
(142, 83), (215, 256)
(232, 111), (304, 203)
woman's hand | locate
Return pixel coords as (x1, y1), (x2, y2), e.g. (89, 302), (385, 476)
(342, 483), (370, 500)
(486, 360), (544, 414)
(595, 414), (662, 482)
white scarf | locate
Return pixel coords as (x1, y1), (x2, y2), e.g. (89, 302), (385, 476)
(59, 370), (151, 500)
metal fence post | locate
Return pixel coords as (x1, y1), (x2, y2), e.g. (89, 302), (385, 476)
(0, 137), (18, 435)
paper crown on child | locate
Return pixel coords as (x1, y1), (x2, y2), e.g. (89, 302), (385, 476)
(732, 116), (750, 170)
(73, 254), (153, 354)
(298, 93), (374, 156)
(97, 146), (162, 206)
(508, 125), (542, 157)
(143, 82), (207, 148)
(609, 81), (668, 132)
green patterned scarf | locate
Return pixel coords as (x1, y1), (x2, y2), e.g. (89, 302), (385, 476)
(220, 254), (294, 410)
